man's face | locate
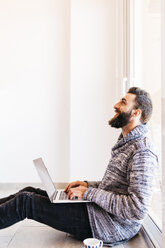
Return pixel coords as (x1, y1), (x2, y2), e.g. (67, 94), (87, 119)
(108, 93), (136, 128)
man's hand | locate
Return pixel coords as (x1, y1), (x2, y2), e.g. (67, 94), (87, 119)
(64, 180), (88, 200)
(67, 186), (88, 200)
(64, 180), (88, 192)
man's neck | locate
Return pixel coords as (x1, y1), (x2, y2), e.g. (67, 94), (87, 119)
(121, 122), (141, 137)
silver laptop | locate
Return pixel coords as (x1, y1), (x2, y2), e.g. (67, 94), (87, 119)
(33, 158), (89, 203)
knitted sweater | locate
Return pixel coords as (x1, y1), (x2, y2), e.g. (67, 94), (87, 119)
(83, 124), (158, 246)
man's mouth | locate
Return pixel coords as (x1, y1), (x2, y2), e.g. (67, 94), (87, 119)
(114, 112), (119, 117)
(109, 111), (120, 122)
(114, 110), (120, 116)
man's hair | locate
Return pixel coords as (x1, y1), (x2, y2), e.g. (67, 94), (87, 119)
(127, 87), (153, 124)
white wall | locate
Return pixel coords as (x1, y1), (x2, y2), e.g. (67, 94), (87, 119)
(0, 0), (121, 183)
(70, 0), (120, 181)
(0, 0), (70, 182)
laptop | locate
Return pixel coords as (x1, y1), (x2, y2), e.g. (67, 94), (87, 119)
(33, 157), (89, 203)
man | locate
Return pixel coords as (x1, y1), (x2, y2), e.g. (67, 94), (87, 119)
(0, 87), (158, 246)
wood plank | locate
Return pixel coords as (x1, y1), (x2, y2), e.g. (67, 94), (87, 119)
(0, 237), (12, 248)
(65, 234), (125, 248)
(124, 229), (154, 248)
(8, 226), (67, 248)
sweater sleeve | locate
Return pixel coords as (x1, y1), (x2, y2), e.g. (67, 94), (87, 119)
(83, 150), (158, 220)
(86, 181), (101, 188)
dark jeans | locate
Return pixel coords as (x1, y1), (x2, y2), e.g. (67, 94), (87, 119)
(0, 187), (92, 240)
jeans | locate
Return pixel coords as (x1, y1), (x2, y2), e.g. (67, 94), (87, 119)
(0, 187), (92, 240)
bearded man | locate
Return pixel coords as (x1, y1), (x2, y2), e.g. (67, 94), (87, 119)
(0, 87), (158, 247)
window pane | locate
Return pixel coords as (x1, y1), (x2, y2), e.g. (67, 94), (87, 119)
(133, 0), (161, 228)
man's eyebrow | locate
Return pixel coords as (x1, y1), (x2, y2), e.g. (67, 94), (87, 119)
(121, 98), (127, 102)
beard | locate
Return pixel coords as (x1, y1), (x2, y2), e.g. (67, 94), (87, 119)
(108, 110), (132, 128)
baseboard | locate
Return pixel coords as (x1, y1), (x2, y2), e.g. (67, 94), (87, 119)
(0, 182), (68, 190)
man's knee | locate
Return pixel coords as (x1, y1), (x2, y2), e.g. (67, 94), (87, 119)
(19, 186), (36, 193)
(15, 192), (34, 220)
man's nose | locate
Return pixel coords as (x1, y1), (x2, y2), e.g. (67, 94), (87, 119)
(114, 102), (120, 109)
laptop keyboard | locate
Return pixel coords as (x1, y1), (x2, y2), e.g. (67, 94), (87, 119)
(59, 191), (69, 200)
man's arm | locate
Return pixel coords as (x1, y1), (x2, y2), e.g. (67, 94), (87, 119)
(83, 150), (158, 220)
(86, 181), (101, 188)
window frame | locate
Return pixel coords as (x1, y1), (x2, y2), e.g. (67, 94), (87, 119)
(143, 215), (162, 248)
(122, 1), (163, 247)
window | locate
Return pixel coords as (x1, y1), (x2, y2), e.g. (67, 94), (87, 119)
(134, 0), (162, 229)
(123, 0), (162, 232)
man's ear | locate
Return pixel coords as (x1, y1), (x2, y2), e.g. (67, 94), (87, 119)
(132, 108), (142, 118)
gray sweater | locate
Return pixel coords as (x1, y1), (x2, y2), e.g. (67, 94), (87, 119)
(83, 124), (158, 246)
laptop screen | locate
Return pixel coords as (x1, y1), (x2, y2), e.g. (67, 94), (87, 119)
(33, 158), (56, 202)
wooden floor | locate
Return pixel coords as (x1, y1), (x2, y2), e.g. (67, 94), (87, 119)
(0, 184), (154, 248)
